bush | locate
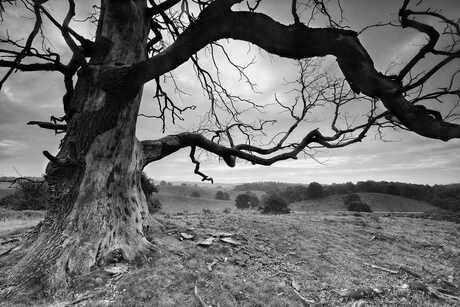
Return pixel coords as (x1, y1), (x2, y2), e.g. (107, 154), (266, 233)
(260, 193), (290, 214)
(146, 197), (162, 214)
(235, 192), (259, 209)
(343, 193), (372, 212)
(215, 190), (230, 200)
(280, 185), (309, 203)
(307, 182), (324, 199)
(191, 191), (201, 197)
(140, 173), (161, 214)
(0, 179), (49, 210)
(141, 172), (158, 195)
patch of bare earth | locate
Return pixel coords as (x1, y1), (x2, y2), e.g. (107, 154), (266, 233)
(1, 210), (460, 306)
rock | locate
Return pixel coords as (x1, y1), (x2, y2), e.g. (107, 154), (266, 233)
(220, 237), (240, 246)
(180, 232), (194, 240)
(339, 287), (378, 300)
(351, 300), (367, 307)
(211, 231), (233, 238)
(104, 263), (128, 275)
(197, 237), (214, 247)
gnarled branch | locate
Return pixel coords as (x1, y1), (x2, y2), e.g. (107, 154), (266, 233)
(103, 0), (460, 141)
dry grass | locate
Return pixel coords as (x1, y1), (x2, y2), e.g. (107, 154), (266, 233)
(0, 192), (459, 306)
(292, 193), (441, 213)
(2, 209), (457, 306)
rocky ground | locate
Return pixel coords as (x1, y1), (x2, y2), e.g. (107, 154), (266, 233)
(1, 208), (459, 306)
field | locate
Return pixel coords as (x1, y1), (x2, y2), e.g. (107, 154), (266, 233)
(0, 185), (459, 306)
(0, 183), (14, 200)
(291, 193), (442, 213)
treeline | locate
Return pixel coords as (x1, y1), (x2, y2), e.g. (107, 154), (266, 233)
(233, 181), (460, 212)
(234, 181), (296, 193)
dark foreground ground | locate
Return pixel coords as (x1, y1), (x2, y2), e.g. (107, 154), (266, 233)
(0, 208), (459, 306)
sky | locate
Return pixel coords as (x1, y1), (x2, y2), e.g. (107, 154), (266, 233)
(0, 0), (460, 185)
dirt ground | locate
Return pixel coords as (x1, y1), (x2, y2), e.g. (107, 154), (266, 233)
(1, 209), (459, 306)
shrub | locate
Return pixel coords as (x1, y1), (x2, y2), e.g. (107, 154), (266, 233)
(146, 198), (162, 214)
(235, 192), (259, 209)
(260, 193), (290, 214)
(307, 182), (324, 199)
(280, 185), (309, 203)
(215, 190), (230, 200)
(140, 173), (161, 214)
(0, 179), (49, 210)
(191, 191), (201, 197)
(343, 193), (372, 212)
(141, 172), (158, 195)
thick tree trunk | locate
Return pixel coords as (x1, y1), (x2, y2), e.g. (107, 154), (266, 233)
(2, 0), (153, 297)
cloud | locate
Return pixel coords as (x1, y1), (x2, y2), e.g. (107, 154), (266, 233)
(0, 139), (27, 159)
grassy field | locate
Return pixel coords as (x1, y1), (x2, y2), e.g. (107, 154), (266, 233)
(291, 192), (441, 213)
(0, 183), (14, 199)
(2, 209), (458, 306)
(0, 187), (459, 306)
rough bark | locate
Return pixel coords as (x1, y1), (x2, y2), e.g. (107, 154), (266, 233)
(1, 0), (154, 297)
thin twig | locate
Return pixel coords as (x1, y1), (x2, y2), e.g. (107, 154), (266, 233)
(363, 262), (399, 274)
(194, 283), (210, 307)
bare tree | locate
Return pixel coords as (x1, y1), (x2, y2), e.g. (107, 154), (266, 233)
(0, 0), (459, 296)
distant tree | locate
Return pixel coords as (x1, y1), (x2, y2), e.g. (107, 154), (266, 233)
(307, 182), (324, 199)
(146, 198), (162, 214)
(235, 192), (259, 209)
(343, 194), (372, 212)
(141, 173), (158, 195)
(215, 190), (230, 200)
(140, 173), (160, 214)
(281, 185), (309, 203)
(0, 179), (49, 211)
(260, 193), (290, 214)
(385, 184), (401, 196)
(191, 191), (201, 198)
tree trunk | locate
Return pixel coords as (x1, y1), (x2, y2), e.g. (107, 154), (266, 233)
(2, 0), (153, 297)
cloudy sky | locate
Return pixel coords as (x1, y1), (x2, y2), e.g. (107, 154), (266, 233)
(1, 0), (459, 184)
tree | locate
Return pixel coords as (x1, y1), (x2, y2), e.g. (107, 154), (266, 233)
(343, 193), (372, 212)
(190, 190), (201, 197)
(0, 0), (459, 297)
(215, 190), (230, 200)
(235, 192), (259, 209)
(307, 182), (324, 199)
(260, 193), (290, 214)
(280, 185), (309, 203)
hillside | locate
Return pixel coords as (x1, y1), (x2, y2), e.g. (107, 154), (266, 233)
(291, 193), (442, 213)
(157, 193), (233, 213)
(0, 183), (14, 199)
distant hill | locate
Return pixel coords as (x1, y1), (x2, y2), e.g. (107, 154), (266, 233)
(0, 182), (14, 199)
(291, 192), (443, 213)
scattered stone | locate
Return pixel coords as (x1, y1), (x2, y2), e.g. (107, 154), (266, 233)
(211, 231), (233, 238)
(220, 237), (240, 246)
(339, 287), (379, 300)
(197, 237), (214, 247)
(104, 263), (128, 275)
(351, 300), (367, 307)
(180, 232), (194, 240)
